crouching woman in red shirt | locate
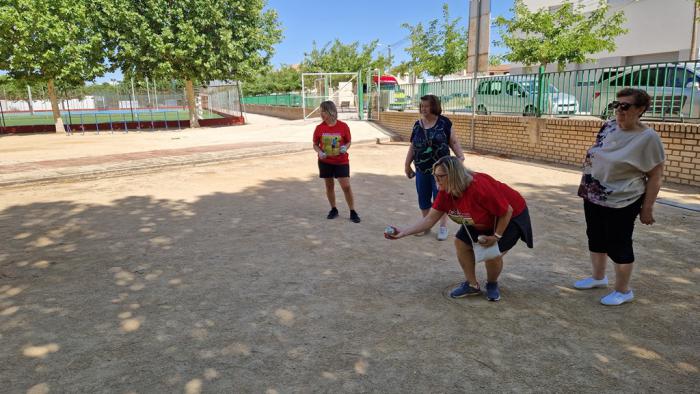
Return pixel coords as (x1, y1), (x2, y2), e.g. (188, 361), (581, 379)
(386, 156), (533, 301)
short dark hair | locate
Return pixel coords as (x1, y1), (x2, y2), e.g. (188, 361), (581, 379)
(420, 94), (442, 116)
(617, 88), (651, 113)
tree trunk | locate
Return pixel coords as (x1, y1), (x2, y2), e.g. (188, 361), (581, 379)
(26, 85), (34, 116)
(185, 79), (199, 128)
(47, 79), (64, 133)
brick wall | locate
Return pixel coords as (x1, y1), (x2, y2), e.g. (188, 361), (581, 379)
(376, 112), (700, 187)
(244, 104), (319, 120)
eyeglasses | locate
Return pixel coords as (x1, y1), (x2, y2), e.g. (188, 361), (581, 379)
(433, 172), (447, 180)
(611, 101), (634, 111)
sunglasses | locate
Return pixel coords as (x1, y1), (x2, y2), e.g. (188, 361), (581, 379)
(611, 101), (635, 111)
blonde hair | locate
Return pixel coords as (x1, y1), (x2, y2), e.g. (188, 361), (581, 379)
(432, 156), (474, 197)
(319, 101), (338, 122)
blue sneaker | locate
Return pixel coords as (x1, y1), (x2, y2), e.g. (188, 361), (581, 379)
(449, 282), (482, 298)
(485, 282), (500, 302)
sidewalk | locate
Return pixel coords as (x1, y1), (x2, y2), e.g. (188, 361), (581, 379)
(0, 113), (392, 187)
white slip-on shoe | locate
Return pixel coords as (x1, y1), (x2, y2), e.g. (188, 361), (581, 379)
(600, 290), (634, 306)
(573, 276), (609, 290)
(437, 226), (449, 241)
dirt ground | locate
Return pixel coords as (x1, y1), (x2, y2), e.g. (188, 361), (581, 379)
(0, 143), (698, 393)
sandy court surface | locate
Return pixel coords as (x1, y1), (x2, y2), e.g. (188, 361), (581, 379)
(0, 114), (386, 164)
(0, 143), (698, 393)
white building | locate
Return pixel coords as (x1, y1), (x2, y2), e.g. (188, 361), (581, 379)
(509, 0), (698, 73)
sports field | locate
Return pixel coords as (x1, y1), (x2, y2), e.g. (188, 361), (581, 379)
(0, 109), (223, 127)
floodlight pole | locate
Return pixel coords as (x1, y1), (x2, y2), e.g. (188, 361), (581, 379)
(377, 68), (381, 121)
(470, 0), (483, 150)
(301, 74), (306, 119)
(130, 77), (136, 122)
(0, 99), (5, 128)
(691, 2), (699, 61)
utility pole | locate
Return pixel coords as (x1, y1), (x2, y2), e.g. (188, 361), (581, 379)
(691, 1), (699, 61)
(388, 45), (392, 69)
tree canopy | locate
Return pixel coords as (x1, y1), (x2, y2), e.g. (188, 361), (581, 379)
(301, 39), (389, 73)
(0, 0), (110, 129)
(0, 0), (108, 86)
(98, 0), (281, 82)
(401, 3), (468, 81)
(494, 0), (627, 70)
(243, 65), (301, 96)
(93, 0), (282, 126)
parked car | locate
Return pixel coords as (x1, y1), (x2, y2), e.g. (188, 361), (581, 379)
(475, 78), (579, 116)
(591, 63), (700, 121)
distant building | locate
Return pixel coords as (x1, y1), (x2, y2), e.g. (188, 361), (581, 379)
(509, 0), (698, 73)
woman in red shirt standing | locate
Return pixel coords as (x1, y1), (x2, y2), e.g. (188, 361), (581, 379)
(386, 156), (533, 301)
(313, 101), (360, 223)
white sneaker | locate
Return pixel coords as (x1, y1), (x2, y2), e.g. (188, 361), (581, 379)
(600, 290), (634, 306)
(573, 276), (608, 289)
(437, 226), (449, 241)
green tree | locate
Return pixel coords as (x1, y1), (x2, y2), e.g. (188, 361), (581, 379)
(494, 0), (627, 70)
(301, 39), (389, 73)
(99, 0), (282, 127)
(0, 0), (109, 131)
(243, 64), (302, 95)
(0, 75), (50, 114)
(401, 3), (468, 82)
(489, 55), (503, 67)
(400, 23), (429, 80)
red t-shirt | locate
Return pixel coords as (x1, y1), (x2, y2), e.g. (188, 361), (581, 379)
(433, 172), (527, 230)
(313, 120), (351, 165)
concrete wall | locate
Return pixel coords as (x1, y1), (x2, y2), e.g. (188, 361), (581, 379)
(244, 104), (319, 120)
(375, 112), (700, 187)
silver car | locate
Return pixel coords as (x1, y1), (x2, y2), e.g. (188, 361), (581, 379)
(475, 78), (579, 116)
(590, 63), (700, 121)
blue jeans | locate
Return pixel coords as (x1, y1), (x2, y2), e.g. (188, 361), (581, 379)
(415, 171), (438, 210)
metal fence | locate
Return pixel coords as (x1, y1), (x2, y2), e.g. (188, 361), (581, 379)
(0, 80), (244, 133)
(242, 61), (700, 122)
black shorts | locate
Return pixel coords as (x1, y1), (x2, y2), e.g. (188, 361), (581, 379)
(584, 197), (643, 264)
(318, 161), (350, 178)
(456, 207), (534, 253)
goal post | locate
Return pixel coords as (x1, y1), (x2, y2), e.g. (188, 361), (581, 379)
(301, 72), (362, 120)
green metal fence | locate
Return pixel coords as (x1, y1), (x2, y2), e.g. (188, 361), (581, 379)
(242, 93), (303, 107)
(242, 61), (700, 122)
(400, 61), (700, 121)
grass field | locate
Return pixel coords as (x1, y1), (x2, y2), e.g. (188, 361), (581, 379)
(0, 110), (223, 127)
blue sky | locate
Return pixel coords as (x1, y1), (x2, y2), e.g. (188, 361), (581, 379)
(266, 0), (514, 67)
(95, 0), (513, 82)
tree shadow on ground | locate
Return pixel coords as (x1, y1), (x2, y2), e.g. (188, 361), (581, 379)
(0, 171), (698, 393)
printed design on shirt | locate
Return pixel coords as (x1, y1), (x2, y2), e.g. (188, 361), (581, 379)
(577, 175), (613, 203)
(578, 121), (615, 203)
(321, 134), (343, 156)
(412, 118), (450, 174)
(447, 210), (475, 226)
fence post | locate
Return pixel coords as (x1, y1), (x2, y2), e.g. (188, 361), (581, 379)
(419, 80), (428, 98)
(357, 69), (363, 120)
(537, 65), (545, 117)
